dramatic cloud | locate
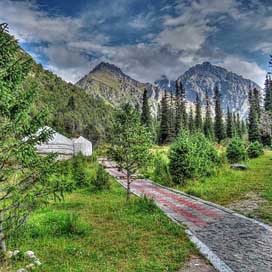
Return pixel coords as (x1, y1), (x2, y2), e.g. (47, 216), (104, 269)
(0, 0), (270, 85)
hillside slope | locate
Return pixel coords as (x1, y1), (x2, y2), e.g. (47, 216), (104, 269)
(76, 62), (162, 114)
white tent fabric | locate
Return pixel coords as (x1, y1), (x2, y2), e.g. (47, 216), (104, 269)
(73, 136), (92, 156)
(36, 129), (74, 158)
(36, 127), (92, 159)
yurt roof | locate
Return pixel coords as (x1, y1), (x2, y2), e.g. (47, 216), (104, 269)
(73, 136), (92, 144)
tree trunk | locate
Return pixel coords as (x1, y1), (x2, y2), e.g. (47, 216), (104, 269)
(0, 212), (6, 253)
(126, 173), (131, 201)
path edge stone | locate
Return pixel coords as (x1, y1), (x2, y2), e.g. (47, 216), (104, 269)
(147, 180), (272, 232)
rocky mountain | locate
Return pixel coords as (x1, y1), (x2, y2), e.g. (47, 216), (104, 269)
(76, 62), (162, 114)
(155, 62), (261, 118)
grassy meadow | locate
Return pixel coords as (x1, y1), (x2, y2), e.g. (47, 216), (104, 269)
(179, 150), (272, 224)
(4, 182), (195, 272)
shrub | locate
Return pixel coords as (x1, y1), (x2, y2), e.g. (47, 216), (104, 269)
(169, 132), (221, 184)
(25, 210), (89, 238)
(90, 164), (110, 191)
(152, 153), (173, 186)
(247, 141), (264, 158)
(226, 138), (247, 163)
(72, 154), (88, 187)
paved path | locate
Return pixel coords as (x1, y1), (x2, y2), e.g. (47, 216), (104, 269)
(99, 158), (272, 272)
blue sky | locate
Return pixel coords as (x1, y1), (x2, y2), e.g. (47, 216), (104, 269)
(0, 0), (271, 85)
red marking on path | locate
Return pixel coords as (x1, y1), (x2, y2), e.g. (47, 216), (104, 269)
(134, 186), (207, 227)
(132, 181), (221, 218)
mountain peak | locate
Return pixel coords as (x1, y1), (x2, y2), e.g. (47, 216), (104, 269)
(92, 62), (124, 75)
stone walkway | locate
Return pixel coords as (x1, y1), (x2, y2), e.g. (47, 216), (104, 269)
(99, 158), (272, 272)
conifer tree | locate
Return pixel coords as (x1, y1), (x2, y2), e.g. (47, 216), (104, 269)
(253, 88), (261, 120)
(236, 113), (242, 138)
(159, 91), (170, 144)
(195, 93), (202, 132)
(180, 82), (187, 130)
(248, 89), (261, 142)
(213, 86), (225, 143)
(203, 91), (213, 139)
(188, 106), (195, 134)
(264, 74), (272, 112)
(168, 90), (176, 142)
(175, 80), (183, 136)
(141, 88), (151, 128)
(0, 24), (64, 253)
(226, 107), (233, 138)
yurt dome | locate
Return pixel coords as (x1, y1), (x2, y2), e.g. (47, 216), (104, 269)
(73, 136), (92, 156)
(36, 128), (74, 160)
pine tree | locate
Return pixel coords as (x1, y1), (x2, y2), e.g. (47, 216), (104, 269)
(168, 90), (176, 141)
(141, 88), (151, 127)
(203, 91), (213, 139)
(188, 106), (195, 134)
(253, 88), (261, 120)
(236, 112), (242, 138)
(180, 82), (187, 130)
(226, 107), (233, 138)
(248, 89), (261, 142)
(241, 120), (247, 136)
(108, 104), (152, 200)
(213, 86), (225, 143)
(159, 91), (170, 144)
(264, 74), (272, 112)
(0, 24), (64, 253)
(195, 93), (202, 132)
(175, 80), (182, 136)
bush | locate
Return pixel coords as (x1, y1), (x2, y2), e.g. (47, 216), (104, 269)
(151, 153), (173, 186)
(90, 164), (110, 191)
(247, 141), (264, 158)
(72, 154), (89, 187)
(226, 138), (247, 163)
(25, 210), (90, 238)
(169, 132), (221, 184)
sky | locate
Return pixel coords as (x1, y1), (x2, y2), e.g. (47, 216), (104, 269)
(0, 0), (271, 86)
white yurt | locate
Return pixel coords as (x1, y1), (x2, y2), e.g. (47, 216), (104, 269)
(36, 128), (74, 160)
(73, 136), (92, 156)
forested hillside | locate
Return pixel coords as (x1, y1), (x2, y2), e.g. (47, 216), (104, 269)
(22, 53), (114, 145)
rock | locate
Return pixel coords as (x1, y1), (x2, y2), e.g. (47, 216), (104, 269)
(230, 163), (248, 170)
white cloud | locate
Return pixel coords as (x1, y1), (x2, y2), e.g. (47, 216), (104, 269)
(219, 56), (266, 86)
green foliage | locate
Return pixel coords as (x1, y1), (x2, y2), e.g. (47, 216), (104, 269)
(141, 89), (151, 128)
(226, 138), (247, 163)
(24, 210), (90, 238)
(203, 91), (213, 140)
(0, 24), (66, 251)
(226, 107), (233, 138)
(248, 89), (261, 143)
(147, 152), (173, 186)
(108, 103), (152, 198)
(72, 154), (89, 187)
(264, 74), (272, 112)
(247, 141), (264, 158)
(90, 164), (110, 192)
(159, 92), (170, 144)
(194, 93), (202, 132)
(169, 132), (221, 184)
(71, 155), (110, 192)
(214, 86), (225, 143)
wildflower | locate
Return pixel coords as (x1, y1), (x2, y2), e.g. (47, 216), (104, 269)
(26, 263), (35, 270)
(13, 250), (20, 256)
(25, 250), (36, 259)
(34, 259), (42, 266)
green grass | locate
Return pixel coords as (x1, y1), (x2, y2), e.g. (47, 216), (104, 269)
(6, 182), (195, 272)
(177, 150), (272, 223)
